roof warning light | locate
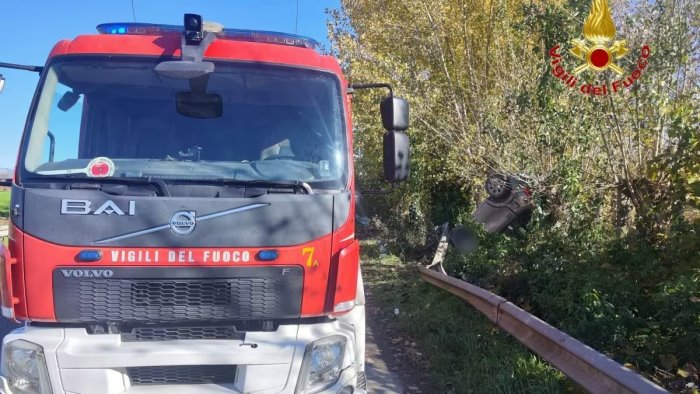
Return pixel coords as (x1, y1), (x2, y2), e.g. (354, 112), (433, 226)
(97, 17), (318, 49)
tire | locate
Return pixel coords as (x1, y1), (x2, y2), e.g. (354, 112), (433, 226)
(485, 174), (511, 200)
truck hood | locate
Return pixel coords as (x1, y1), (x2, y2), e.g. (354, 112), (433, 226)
(14, 187), (350, 247)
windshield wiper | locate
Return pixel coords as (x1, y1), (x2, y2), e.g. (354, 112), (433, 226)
(64, 176), (171, 197)
(182, 179), (313, 195)
(52, 176), (311, 196)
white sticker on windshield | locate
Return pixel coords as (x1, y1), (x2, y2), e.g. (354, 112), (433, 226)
(319, 160), (331, 177)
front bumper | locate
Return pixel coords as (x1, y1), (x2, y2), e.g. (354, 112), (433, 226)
(0, 316), (366, 394)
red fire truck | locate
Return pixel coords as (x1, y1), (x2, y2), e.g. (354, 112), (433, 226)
(0, 14), (409, 393)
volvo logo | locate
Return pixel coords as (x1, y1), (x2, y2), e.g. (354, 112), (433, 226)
(61, 269), (114, 278)
(170, 211), (196, 235)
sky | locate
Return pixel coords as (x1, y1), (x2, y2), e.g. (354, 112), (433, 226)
(0, 0), (341, 169)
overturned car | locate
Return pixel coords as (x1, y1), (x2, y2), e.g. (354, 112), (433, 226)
(472, 173), (534, 234)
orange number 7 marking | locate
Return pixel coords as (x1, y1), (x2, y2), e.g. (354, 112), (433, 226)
(302, 247), (318, 267)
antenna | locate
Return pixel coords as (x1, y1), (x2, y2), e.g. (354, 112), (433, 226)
(131, 0), (137, 22)
(295, 0), (299, 34)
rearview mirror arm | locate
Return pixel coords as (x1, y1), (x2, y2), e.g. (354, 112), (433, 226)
(358, 183), (396, 195)
(0, 62), (43, 73)
(349, 83), (393, 97)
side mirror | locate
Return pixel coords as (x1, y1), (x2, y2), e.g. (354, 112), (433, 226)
(381, 96), (410, 183)
(0, 75), (5, 94)
(380, 96), (409, 131)
(449, 226), (479, 254)
(350, 84), (411, 190)
(383, 131), (410, 182)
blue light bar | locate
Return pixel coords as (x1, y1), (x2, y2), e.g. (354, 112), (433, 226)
(97, 23), (181, 36)
(96, 23), (319, 49)
(256, 250), (279, 261)
(76, 250), (102, 262)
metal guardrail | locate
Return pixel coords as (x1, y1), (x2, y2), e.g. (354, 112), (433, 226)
(419, 223), (668, 394)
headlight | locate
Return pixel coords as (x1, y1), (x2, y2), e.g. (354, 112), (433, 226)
(296, 335), (347, 394)
(1, 340), (52, 394)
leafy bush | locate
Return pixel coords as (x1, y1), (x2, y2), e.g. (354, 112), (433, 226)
(444, 217), (700, 375)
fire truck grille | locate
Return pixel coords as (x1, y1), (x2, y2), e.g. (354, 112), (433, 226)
(130, 281), (246, 307)
(122, 325), (243, 341)
(127, 365), (236, 385)
(53, 266), (303, 323)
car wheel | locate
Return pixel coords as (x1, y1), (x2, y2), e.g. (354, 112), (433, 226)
(485, 174), (511, 200)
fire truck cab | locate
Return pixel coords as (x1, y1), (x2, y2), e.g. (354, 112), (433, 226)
(0, 14), (410, 394)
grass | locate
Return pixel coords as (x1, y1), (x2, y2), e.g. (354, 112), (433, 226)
(361, 239), (576, 393)
(0, 190), (9, 220)
(0, 190), (8, 245)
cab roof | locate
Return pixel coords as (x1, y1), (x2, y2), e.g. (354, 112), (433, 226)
(48, 24), (344, 77)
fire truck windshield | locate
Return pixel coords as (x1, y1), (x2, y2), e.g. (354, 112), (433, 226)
(21, 57), (348, 189)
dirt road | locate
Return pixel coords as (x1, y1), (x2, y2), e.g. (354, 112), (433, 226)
(365, 322), (407, 393)
(363, 297), (435, 394)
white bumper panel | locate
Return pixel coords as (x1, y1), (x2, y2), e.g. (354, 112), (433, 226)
(58, 326), (298, 368)
(1, 311), (365, 394)
(0, 378), (364, 394)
